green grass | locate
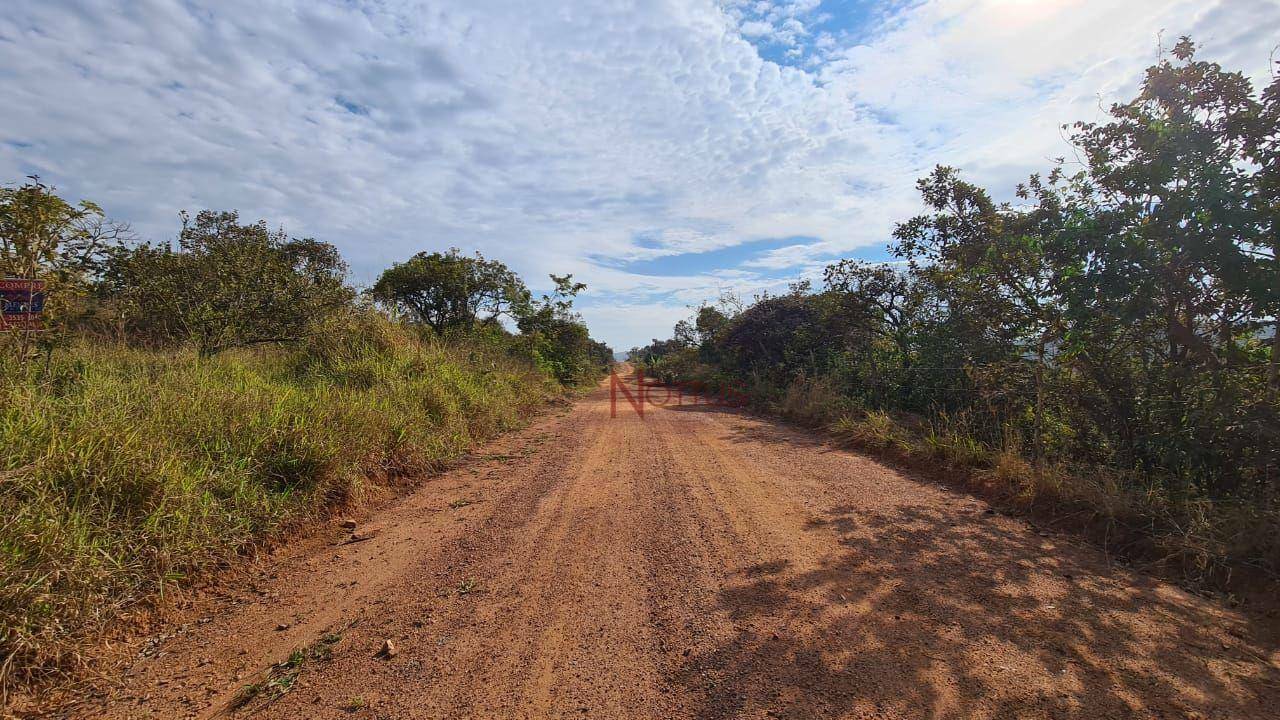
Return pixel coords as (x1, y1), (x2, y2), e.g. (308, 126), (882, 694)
(231, 632), (344, 711)
(0, 314), (556, 692)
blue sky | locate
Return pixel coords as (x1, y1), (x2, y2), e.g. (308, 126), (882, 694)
(591, 236), (840, 277)
(725, 0), (913, 66)
(1, 0), (1277, 350)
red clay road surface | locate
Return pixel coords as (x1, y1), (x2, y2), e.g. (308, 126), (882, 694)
(66, 368), (1280, 719)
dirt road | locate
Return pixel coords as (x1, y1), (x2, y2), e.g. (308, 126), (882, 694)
(70, 368), (1279, 719)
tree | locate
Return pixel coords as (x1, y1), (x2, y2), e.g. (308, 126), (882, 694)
(515, 274), (600, 383)
(718, 292), (829, 381)
(1243, 49), (1280, 390)
(587, 338), (615, 369)
(672, 319), (698, 347)
(694, 305), (729, 343)
(0, 178), (132, 357)
(1051, 38), (1277, 484)
(1067, 38), (1270, 371)
(101, 210), (353, 355)
(0, 177), (123, 280)
(821, 260), (919, 362)
(369, 249), (529, 332)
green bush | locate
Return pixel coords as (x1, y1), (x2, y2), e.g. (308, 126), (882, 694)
(96, 210), (354, 355)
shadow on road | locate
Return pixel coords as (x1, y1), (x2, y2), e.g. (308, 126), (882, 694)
(674, 496), (1280, 719)
(663, 400), (833, 451)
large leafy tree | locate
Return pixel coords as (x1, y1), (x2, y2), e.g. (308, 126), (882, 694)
(1066, 37), (1270, 376)
(370, 248), (529, 332)
(101, 210), (353, 355)
(1249, 58), (1280, 390)
(892, 166), (1067, 369)
(0, 178), (130, 342)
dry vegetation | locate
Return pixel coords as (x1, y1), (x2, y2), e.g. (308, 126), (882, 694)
(0, 314), (557, 693)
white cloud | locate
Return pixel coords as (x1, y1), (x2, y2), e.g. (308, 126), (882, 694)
(0, 0), (1275, 351)
(739, 20), (775, 37)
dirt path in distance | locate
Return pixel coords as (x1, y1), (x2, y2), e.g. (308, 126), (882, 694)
(61, 367), (1280, 719)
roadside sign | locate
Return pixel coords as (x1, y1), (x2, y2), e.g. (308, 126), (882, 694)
(1, 278), (47, 330)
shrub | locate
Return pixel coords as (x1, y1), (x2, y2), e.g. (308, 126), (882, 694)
(96, 210), (353, 355)
(778, 374), (859, 426)
(831, 411), (912, 454)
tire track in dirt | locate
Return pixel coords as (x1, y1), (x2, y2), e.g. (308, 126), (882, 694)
(66, 403), (592, 719)
(59, 368), (1280, 719)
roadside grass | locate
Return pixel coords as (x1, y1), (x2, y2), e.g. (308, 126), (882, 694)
(0, 314), (556, 695)
(826, 407), (1280, 594)
(645, 363), (1280, 597)
(230, 632), (344, 712)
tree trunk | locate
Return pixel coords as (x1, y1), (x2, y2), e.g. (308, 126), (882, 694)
(1270, 319), (1279, 392)
(1033, 338), (1046, 465)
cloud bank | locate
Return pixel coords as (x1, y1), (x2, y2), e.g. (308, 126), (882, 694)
(1, 0), (1276, 349)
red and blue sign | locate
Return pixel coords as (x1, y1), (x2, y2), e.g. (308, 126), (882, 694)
(1, 279), (47, 330)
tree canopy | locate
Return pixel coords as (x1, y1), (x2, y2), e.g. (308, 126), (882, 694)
(370, 249), (529, 332)
(100, 210), (354, 355)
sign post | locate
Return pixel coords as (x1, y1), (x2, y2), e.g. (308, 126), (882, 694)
(1, 278), (47, 331)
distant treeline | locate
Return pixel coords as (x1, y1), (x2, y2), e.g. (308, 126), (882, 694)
(0, 188), (613, 382)
(634, 39), (1280, 588)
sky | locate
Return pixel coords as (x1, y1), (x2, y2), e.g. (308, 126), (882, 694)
(1, 0), (1277, 351)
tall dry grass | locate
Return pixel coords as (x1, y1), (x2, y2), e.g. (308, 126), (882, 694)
(0, 313), (555, 692)
(825, 405), (1280, 593)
